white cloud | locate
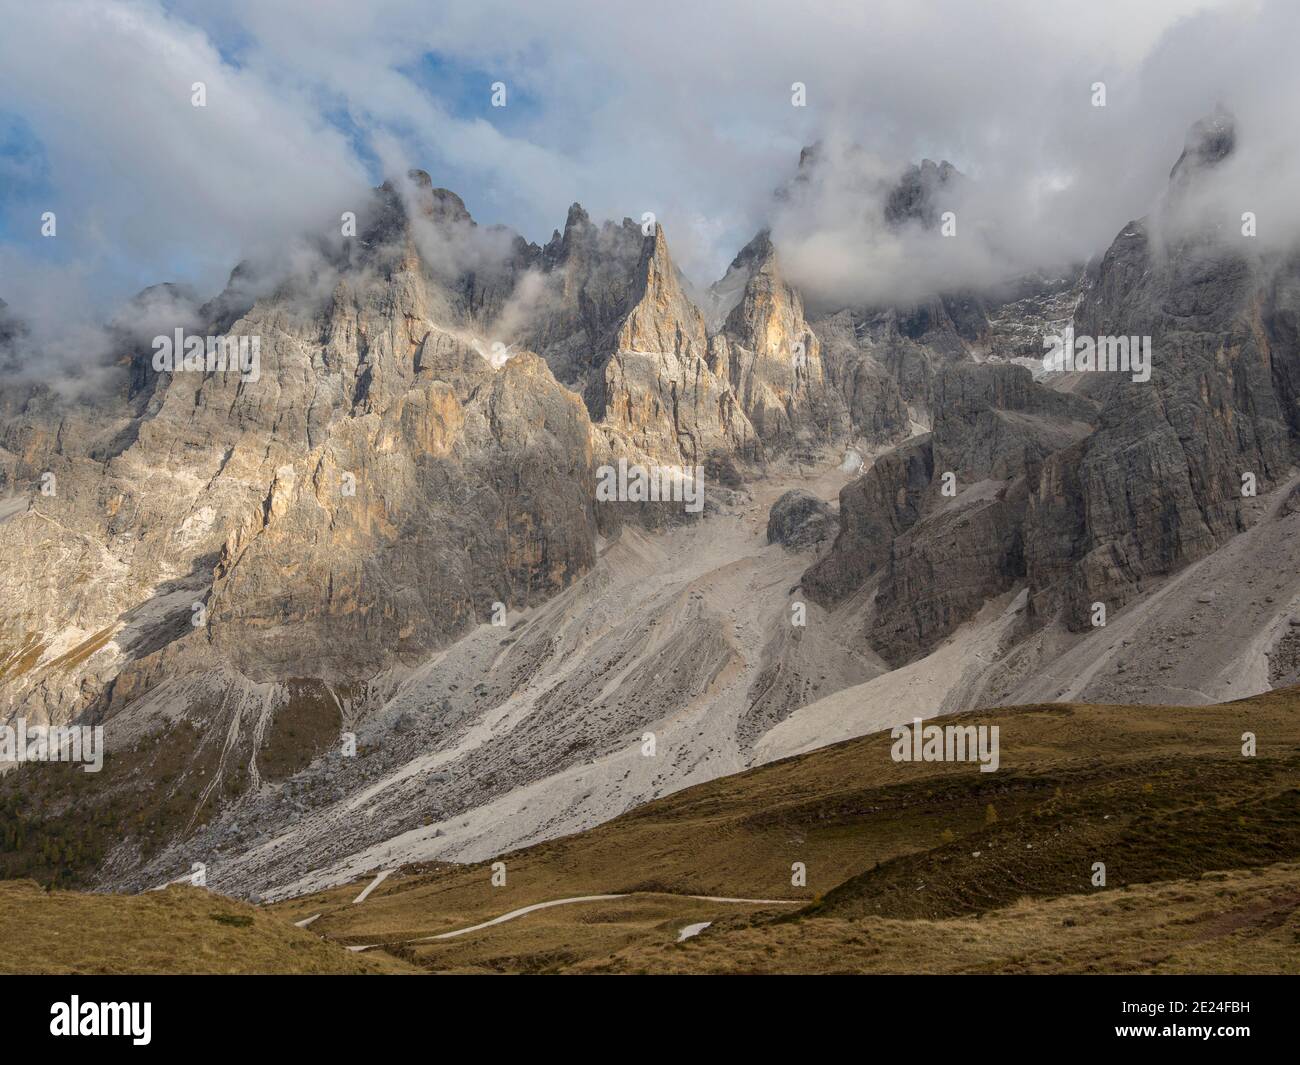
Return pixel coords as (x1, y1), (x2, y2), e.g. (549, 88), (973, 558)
(4, 0), (1297, 343)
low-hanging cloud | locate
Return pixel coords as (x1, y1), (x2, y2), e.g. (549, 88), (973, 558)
(3, 0), (1300, 366)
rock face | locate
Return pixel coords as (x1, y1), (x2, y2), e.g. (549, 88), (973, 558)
(869, 478), (1026, 665)
(804, 359), (1097, 663)
(855, 363), (1095, 663)
(884, 158), (963, 229)
(810, 310), (913, 444)
(802, 434), (934, 602)
(806, 109), (1300, 666)
(1168, 104), (1236, 193)
(595, 224), (757, 467)
(929, 363), (1096, 482)
(983, 270), (1087, 369)
(0, 175), (605, 725)
(509, 205), (761, 472)
(520, 204), (643, 390)
(708, 231), (849, 454)
(766, 489), (835, 549)
(1023, 108), (1294, 628)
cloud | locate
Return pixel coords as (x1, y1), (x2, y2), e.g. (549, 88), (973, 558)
(4, 0), (1299, 353)
(0, 0), (369, 327)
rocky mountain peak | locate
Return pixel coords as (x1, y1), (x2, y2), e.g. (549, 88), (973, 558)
(727, 228), (776, 275)
(563, 201), (592, 233)
(719, 230), (797, 347)
(885, 158), (963, 228)
(547, 202), (594, 258)
(371, 170), (477, 244)
(1169, 105), (1236, 186)
(403, 169), (474, 225)
(614, 223), (706, 359)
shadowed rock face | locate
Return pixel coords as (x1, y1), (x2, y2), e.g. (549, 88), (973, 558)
(1168, 105), (1236, 192)
(802, 434), (934, 603)
(806, 310), (912, 445)
(806, 109), (1300, 665)
(1023, 108), (1295, 628)
(767, 489), (836, 550)
(522, 204), (644, 390)
(930, 363), (1096, 482)
(885, 158), (962, 229)
(801, 359), (1096, 663)
(870, 479), (1026, 666)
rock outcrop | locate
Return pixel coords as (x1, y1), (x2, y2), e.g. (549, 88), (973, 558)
(766, 489), (836, 549)
(708, 231), (848, 454)
(594, 224), (757, 467)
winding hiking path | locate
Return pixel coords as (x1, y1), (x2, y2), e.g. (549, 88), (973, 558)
(342, 891), (802, 950)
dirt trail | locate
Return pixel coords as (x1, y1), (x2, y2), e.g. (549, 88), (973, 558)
(381, 892), (798, 946)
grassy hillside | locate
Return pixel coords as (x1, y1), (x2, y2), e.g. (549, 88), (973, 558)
(3, 687), (1295, 974)
(0, 880), (418, 974)
(574, 861), (1300, 974)
(269, 687), (1300, 973)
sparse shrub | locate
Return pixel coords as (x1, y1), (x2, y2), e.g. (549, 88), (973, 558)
(210, 913), (254, 928)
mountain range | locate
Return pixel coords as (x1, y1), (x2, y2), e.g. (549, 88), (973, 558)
(2, 107), (1299, 924)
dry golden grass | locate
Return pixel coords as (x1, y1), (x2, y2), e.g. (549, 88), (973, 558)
(0, 880), (419, 974)
(571, 862), (1300, 974)
(6, 688), (1298, 974)
(269, 688), (1300, 973)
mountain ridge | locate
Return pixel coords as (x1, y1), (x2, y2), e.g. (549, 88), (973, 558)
(3, 110), (1299, 904)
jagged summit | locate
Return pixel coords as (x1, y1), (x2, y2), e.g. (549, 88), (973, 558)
(777, 140), (963, 229)
(380, 169), (474, 225)
(885, 158), (963, 228)
(726, 227), (775, 272)
(1169, 104), (1236, 186)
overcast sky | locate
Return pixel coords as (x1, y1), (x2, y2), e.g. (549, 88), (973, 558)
(1, 0), (1295, 345)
